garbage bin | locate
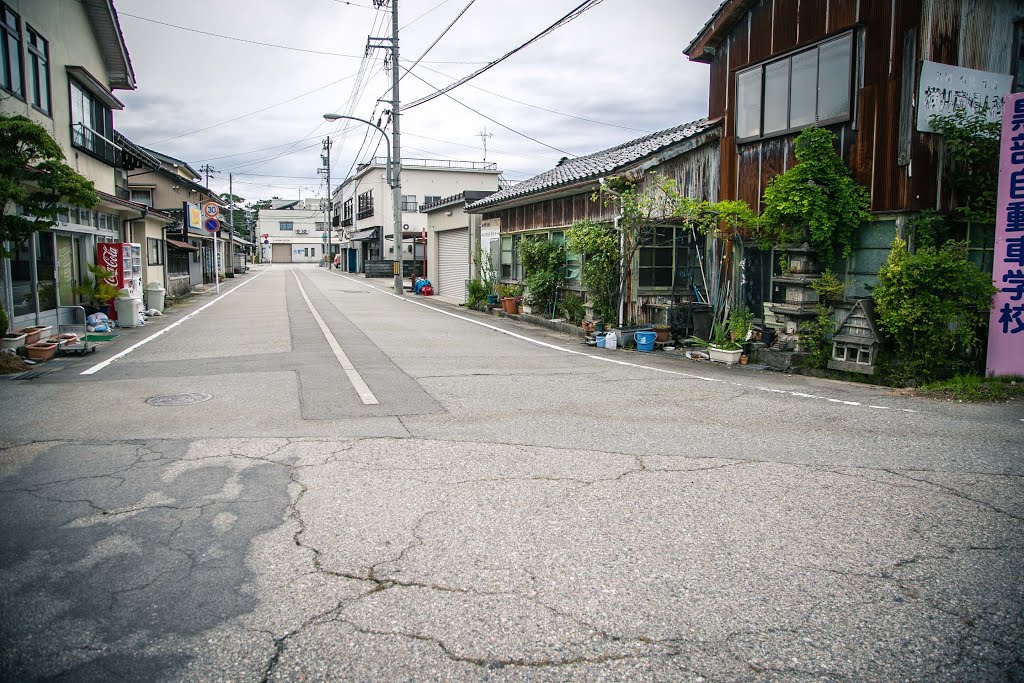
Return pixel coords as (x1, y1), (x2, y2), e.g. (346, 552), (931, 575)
(114, 294), (141, 328)
(145, 282), (166, 313)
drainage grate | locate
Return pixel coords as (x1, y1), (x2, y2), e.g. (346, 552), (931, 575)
(13, 370), (49, 380)
(146, 392), (213, 406)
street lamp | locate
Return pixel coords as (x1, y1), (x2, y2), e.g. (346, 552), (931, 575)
(323, 113), (403, 295)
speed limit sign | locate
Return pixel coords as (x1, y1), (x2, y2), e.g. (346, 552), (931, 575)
(202, 202), (219, 218)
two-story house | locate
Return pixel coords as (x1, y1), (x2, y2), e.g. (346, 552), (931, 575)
(125, 145), (231, 295)
(332, 158), (501, 275)
(0, 0), (180, 326)
(685, 0), (1022, 317)
(257, 199), (332, 264)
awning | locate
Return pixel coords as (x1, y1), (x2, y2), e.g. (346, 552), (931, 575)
(349, 227), (380, 241)
(166, 237), (199, 251)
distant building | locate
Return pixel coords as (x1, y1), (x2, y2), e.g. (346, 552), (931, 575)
(332, 158), (501, 275)
(257, 199), (332, 264)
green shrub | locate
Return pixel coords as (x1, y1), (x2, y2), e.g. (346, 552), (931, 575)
(798, 305), (835, 370)
(566, 220), (619, 323)
(558, 291), (585, 323)
(518, 237), (565, 314)
(874, 237), (995, 383)
(466, 278), (487, 310)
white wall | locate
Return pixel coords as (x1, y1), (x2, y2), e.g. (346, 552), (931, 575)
(257, 204), (333, 263)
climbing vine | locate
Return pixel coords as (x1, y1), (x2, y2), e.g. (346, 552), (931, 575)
(566, 219), (620, 324)
(757, 126), (872, 260)
(517, 237), (565, 315)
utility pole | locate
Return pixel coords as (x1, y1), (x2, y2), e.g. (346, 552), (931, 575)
(198, 163), (219, 290)
(370, 0), (403, 294)
(318, 137), (333, 267)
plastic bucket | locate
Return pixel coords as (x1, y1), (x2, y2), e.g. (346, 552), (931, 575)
(596, 334), (606, 348)
(634, 330), (656, 352)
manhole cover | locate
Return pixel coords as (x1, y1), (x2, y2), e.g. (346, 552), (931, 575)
(146, 392), (212, 406)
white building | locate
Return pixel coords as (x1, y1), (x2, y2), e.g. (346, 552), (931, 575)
(0, 0), (179, 326)
(421, 191), (496, 303)
(331, 158), (501, 275)
(257, 199), (334, 264)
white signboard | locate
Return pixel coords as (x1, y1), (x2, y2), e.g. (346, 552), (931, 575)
(917, 61), (1012, 133)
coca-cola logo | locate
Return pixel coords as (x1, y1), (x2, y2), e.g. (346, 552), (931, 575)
(100, 246), (118, 285)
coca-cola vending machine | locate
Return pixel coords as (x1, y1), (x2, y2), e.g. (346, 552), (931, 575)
(97, 243), (142, 318)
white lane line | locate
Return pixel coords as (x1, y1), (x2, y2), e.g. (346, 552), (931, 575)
(81, 267), (272, 375)
(293, 272), (378, 405)
(328, 270), (917, 414)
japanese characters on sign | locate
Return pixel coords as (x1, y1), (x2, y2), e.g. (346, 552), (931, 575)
(987, 92), (1024, 376)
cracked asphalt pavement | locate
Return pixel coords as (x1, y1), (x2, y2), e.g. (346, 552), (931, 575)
(1, 264), (1022, 681)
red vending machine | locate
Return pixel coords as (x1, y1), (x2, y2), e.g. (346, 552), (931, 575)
(96, 243), (143, 319)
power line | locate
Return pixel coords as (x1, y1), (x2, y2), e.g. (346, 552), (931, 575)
(401, 66), (575, 156)
(118, 12), (487, 64)
(398, 0), (476, 85)
(143, 75), (361, 146)
(399, 0), (453, 30)
(415, 61), (654, 134)
(403, 0), (607, 110)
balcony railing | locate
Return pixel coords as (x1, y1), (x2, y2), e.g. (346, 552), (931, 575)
(357, 207), (374, 220)
(72, 123), (121, 166)
(364, 156), (498, 171)
(342, 217), (353, 227)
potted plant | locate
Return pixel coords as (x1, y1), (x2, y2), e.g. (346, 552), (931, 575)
(497, 283), (522, 314)
(708, 321), (742, 364)
(75, 264), (121, 316)
(652, 323), (672, 343)
(728, 305), (754, 354)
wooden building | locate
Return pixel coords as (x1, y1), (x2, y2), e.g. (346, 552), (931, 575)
(466, 119), (721, 326)
(686, 0), (1022, 301)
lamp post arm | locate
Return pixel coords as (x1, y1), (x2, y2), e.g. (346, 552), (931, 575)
(323, 114), (393, 187)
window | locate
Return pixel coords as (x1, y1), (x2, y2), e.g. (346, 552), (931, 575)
(279, 221), (293, 231)
(70, 80), (116, 163)
(638, 227), (697, 290)
(0, 4), (21, 99)
(357, 190), (374, 219)
(147, 238), (163, 265)
(342, 198), (354, 226)
(315, 222), (325, 231)
(735, 32), (853, 142)
(130, 189), (153, 207)
(500, 234), (522, 280)
(422, 195), (442, 210)
(26, 26), (48, 114)
(401, 194), (418, 212)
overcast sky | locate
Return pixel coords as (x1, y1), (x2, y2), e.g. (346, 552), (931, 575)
(114, 0), (721, 205)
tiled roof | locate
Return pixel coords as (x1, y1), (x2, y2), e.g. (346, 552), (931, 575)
(467, 118), (719, 211)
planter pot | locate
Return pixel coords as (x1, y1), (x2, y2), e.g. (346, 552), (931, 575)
(486, 294), (498, 306)
(25, 341), (58, 361)
(17, 326), (51, 345)
(709, 346), (742, 364)
(2, 332), (27, 350)
(653, 325), (672, 343)
(517, 305), (524, 314)
(501, 297), (518, 314)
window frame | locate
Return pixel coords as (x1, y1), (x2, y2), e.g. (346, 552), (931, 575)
(130, 188), (153, 207)
(734, 31), (854, 144)
(147, 237), (163, 266)
(637, 225), (698, 292)
(0, 3), (23, 100)
(278, 221), (294, 232)
(69, 78), (117, 164)
(357, 190), (374, 219)
(400, 194), (418, 212)
(26, 24), (49, 115)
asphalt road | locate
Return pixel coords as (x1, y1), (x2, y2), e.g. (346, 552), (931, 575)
(1, 264), (1021, 682)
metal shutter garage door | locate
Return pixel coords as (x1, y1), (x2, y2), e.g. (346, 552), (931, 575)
(272, 243), (292, 263)
(437, 228), (469, 301)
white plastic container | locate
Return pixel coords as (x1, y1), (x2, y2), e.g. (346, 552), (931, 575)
(114, 296), (141, 327)
(145, 282), (166, 313)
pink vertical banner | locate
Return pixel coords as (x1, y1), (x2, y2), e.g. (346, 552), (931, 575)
(987, 91), (1024, 376)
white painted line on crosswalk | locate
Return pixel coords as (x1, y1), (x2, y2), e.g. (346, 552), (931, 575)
(328, 270), (917, 414)
(81, 266), (272, 376)
(293, 272), (378, 405)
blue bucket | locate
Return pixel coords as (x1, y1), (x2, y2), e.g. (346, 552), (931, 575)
(634, 330), (655, 352)
(596, 333), (606, 348)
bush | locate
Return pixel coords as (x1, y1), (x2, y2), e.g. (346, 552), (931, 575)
(874, 237), (995, 383)
(518, 238), (565, 315)
(466, 278), (487, 310)
(565, 220), (619, 323)
(558, 291), (585, 323)
(798, 305), (835, 370)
